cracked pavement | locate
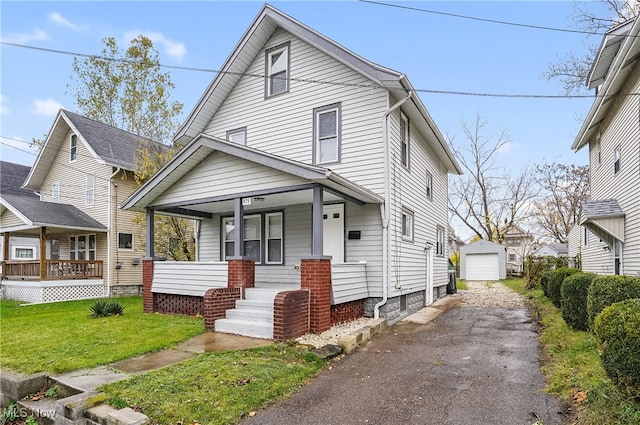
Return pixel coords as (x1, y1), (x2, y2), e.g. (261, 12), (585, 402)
(243, 295), (566, 425)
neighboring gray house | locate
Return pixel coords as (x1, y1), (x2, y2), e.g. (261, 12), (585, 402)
(0, 110), (161, 302)
(532, 243), (568, 258)
(460, 240), (507, 281)
(570, 17), (640, 276)
(122, 4), (462, 339)
(503, 225), (534, 275)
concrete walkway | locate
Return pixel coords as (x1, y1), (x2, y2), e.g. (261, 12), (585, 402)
(242, 300), (566, 425)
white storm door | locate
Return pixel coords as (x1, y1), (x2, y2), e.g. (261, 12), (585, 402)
(323, 204), (344, 262)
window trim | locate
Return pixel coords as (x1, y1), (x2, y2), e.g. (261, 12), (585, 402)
(614, 145), (621, 174)
(117, 232), (134, 251)
(86, 173), (94, 206)
(70, 134), (78, 162)
(312, 103), (342, 165)
(436, 225), (445, 257)
(401, 207), (414, 242)
(265, 42), (290, 98)
(400, 111), (410, 169)
(12, 246), (36, 260)
(426, 171), (433, 201)
(221, 211), (284, 265)
(52, 182), (60, 203)
(226, 127), (247, 145)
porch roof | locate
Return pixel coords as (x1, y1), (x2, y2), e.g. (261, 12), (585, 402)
(0, 194), (108, 233)
(121, 134), (384, 214)
(579, 199), (625, 243)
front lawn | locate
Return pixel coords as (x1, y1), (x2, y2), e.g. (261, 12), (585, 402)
(0, 297), (205, 374)
(102, 344), (328, 425)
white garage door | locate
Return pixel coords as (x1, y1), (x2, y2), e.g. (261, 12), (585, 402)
(466, 253), (499, 281)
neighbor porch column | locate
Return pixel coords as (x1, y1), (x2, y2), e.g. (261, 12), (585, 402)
(39, 226), (46, 281)
(145, 208), (155, 258)
(143, 208), (155, 313)
(227, 197), (254, 289)
(2, 232), (8, 261)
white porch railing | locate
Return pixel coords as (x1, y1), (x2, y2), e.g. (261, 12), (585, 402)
(331, 261), (368, 305)
(152, 261), (228, 297)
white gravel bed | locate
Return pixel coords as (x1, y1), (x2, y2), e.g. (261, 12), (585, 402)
(296, 317), (375, 348)
(459, 280), (525, 308)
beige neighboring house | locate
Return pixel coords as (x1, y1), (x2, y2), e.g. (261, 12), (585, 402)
(570, 18), (640, 276)
(504, 225), (535, 275)
(0, 109), (162, 303)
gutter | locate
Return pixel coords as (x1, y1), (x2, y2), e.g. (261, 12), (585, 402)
(374, 88), (412, 319)
(108, 167), (121, 296)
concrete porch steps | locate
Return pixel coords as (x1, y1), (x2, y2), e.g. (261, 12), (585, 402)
(215, 288), (280, 340)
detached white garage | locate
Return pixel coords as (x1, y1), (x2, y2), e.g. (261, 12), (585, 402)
(460, 240), (507, 281)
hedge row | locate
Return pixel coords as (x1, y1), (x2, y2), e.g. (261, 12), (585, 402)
(560, 272), (597, 332)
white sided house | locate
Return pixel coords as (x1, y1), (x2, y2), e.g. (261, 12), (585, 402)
(122, 4), (462, 340)
(570, 17), (640, 277)
(459, 240), (507, 281)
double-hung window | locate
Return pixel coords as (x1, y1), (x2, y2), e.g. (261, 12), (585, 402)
(400, 111), (410, 168)
(401, 208), (414, 242)
(614, 145), (621, 174)
(436, 225), (445, 256)
(86, 174), (94, 206)
(222, 211), (284, 264)
(70, 134), (78, 162)
(226, 127), (247, 145)
(70, 234), (96, 260)
(52, 182), (60, 203)
(265, 43), (289, 97)
(426, 171), (433, 200)
(313, 103), (341, 164)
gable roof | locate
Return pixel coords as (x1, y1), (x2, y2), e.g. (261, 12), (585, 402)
(23, 109), (166, 190)
(173, 3), (461, 174)
(0, 161), (38, 199)
(0, 194), (107, 232)
(573, 17), (640, 151)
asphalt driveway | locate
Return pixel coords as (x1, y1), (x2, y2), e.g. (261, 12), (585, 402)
(243, 301), (566, 425)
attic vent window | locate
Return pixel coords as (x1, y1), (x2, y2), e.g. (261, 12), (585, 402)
(70, 134), (78, 162)
(266, 43), (289, 97)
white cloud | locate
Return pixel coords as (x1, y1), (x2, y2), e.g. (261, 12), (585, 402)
(48, 12), (79, 31)
(123, 30), (186, 61)
(498, 142), (514, 154)
(33, 98), (63, 116)
(1, 29), (49, 44)
(1, 94), (9, 115)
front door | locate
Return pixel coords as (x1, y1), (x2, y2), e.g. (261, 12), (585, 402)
(323, 204), (344, 262)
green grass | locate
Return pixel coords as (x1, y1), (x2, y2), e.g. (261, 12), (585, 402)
(0, 297), (205, 374)
(101, 344), (329, 425)
(456, 279), (468, 290)
(503, 278), (640, 425)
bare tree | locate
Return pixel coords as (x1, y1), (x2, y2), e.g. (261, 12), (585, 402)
(448, 115), (539, 243)
(543, 0), (639, 94)
(532, 162), (590, 243)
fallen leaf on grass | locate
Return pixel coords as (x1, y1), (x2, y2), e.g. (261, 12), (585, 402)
(572, 388), (588, 404)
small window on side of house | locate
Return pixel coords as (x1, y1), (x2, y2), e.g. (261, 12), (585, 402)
(400, 111), (410, 168)
(226, 127), (247, 145)
(13, 247), (35, 260)
(313, 103), (341, 165)
(402, 208), (414, 242)
(509, 253), (516, 262)
(614, 145), (621, 174)
(118, 233), (133, 250)
(70, 134), (78, 162)
(583, 227), (589, 247)
(436, 225), (445, 256)
(86, 174), (94, 206)
(265, 43), (289, 97)
(52, 182), (60, 203)
(426, 171), (433, 200)
(595, 135), (601, 167)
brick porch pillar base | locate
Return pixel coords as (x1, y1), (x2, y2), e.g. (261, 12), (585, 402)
(203, 287), (242, 331)
(300, 256), (332, 333)
(142, 258), (154, 313)
(227, 257), (255, 289)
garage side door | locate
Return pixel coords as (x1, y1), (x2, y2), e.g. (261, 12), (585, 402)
(466, 253), (499, 281)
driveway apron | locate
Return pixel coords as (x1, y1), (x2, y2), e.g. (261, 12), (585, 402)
(243, 303), (565, 425)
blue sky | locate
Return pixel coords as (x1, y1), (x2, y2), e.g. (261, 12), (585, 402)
(1, 1), (599, 174)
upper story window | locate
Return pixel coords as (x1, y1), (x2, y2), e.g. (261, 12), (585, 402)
(70, 134), (78, 162)
(52, 182), (60, 203)
(436, 225), (445, 256)
(401, 207), (414, 242)
(226, 127), (247, 145)
(86, 174), (94, 206)
(426, 171), (433, 200)
(265, 43), (289, 98)
(313, 103), (341, 165)
(614, 145), (621, 174)
(595, 134), (601, 167)
(400, 111), (410, 169)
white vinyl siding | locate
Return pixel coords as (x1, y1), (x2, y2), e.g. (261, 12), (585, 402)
(152, 262), (227, 296)
(203, 28), (388, 196)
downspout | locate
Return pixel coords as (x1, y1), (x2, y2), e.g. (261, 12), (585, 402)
(108, 167), (121, 296)
(375, 88), (412, 319)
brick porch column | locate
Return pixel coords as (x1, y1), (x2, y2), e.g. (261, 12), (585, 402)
(300, 256), (332, 333)
(142, 258), (154, 313)
(227, 257), (255, 289)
